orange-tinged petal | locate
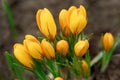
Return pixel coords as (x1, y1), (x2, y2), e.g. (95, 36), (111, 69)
(25, 35), (40, 44)
(70, 8), (87, 34)
(36, 9), (42, 32)
(56, 40), (69, 56)
(36, 9), (49, 38)
(36, 8), (56, 40)
(103, 32), (114, 51)
(59, 9), (68, 29)
(41, 39), (55, 59)
(79, 5), (87, 17)
(59, 9), (70, 36)
(70, 12), (81, 34)
(68, 6), (77, 14)
(44, 8), (57, 40)
(82, 60), (88, 73)
(40, 9), (50, 38)
(54, 77), (64, 80)
(68, 6), (77, 23)
(74, 40), (89, 56)
(24, 40), (43, 60)
(76, 14), (87, 34)
(13, 43), (34, 69)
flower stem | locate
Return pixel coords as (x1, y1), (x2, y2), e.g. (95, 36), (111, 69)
(90, 52), (103, 67)
(101, 61), (108, 72)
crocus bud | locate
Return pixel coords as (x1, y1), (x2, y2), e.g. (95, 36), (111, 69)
(59, 5), (87, 36)
(41, 39), (55, 59)
(13, 43), (34, 69)
(81, 60), (88, 73)
(70, 5), (87, 34)
(54, 77), (64, 80)
(74, 40), (89, 56)
(103, 32), (114, 51)
(36, 8), (57, 40)
(24, 35), (43, 60)
(59, 6), (76, 36)
(56, 40), (69, 56)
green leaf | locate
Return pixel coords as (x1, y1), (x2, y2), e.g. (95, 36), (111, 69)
(44, 58), (60, 77)
(32, 59), (47, 80)
(5, 52), (24, 80)
(2, 0), (17, 39)
(84, 33), (93, 40)
(85, 51), (91, 77)
(12, 63), (24, 80)
(5, 52), (15, 79)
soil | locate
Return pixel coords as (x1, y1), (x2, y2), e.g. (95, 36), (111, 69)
(0, 0), (120, 80)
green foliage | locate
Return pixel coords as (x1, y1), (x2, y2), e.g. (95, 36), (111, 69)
(2, 0), (17, 39)
(5, 52), (27, 80)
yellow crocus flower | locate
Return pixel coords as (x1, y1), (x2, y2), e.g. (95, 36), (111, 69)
(81, 60), (88, 73)
(74, 40), (89, 56)
(103, 32), (114, 51)
(70, 5), (87, 34)
(41, 39), (55, 59)
(36, 8), (57, 40)
(59, 9), (70, 36)
(56, 40), (69, 56)
(24, 35), (44, 60)
(59, 6), (76, 36)
(54, 77), (64, 80)
(13, 43), (34, 69)
(59, 5), (87, 35)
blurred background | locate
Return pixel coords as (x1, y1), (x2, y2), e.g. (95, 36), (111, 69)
(0, 0), (120, 80)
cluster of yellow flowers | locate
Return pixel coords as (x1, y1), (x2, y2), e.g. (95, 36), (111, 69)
(13, 4), (116, 80)
(13, 5), (89, 79)
(14, 5), (88, 66)
(36, 5), (87, 40)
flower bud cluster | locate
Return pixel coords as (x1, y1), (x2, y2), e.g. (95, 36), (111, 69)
(11, 4), (118, 80)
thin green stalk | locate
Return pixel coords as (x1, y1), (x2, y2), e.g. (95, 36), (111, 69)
(5, 52), (26, 80)
(2, 0), (17, 39)
(90, 52), (103, 67)
(85, 51), (91, 78)
(101, 61), (109, 72)
(33, 59), (47, 80)
(33, 71), (44, 80)
(13, 63), (23, 80)
(5, 52), (15, 80)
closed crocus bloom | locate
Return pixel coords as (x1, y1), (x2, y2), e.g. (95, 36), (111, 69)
(81, 60), (88, 73)
(74, 40), (89, 56)
(70, 5), (87, 34)
(41, 39), (55, 59)
(54, 77), (64, 80)
(36, 8), (57, 40)
(59, 6), (76, 36)
(103, 32), (114, 51)
(59, 9), (70, 36)
(24, 35), (43, 60)
(13, 43), (34, 69)
(56, 40), (69, 56)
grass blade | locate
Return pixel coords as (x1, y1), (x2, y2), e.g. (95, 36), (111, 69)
(2, 0), (17, 39)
